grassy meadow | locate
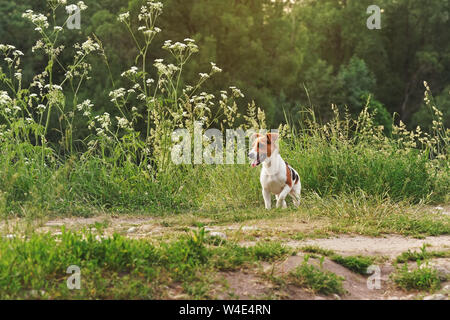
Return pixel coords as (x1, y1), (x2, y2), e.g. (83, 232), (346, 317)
(0, 0), (449, 299)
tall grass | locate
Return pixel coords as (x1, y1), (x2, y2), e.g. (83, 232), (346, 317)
(0, 0), (448, 217)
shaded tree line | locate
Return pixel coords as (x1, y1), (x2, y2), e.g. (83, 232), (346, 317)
(1, 0), (449, 134)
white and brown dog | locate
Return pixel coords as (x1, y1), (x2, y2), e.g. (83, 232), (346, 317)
(249, 133), (301, 209)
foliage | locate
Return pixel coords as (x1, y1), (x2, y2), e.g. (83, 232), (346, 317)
(391, 260), (442, 292)
(0, 1), (448, 219)
(395, 244), (450, 264)
(1, 0), (450, 128)
(0, 227), (290, 299)
(288, 255), (345, 295)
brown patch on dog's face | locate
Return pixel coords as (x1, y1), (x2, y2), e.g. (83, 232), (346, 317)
(249, 133), (279, 167)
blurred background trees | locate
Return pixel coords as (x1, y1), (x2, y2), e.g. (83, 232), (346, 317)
(1, 0), (449, 132)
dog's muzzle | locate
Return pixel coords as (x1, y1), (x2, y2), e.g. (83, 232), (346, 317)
(249, 151), (263, 168)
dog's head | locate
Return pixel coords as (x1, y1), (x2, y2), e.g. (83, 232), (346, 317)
(248, 133), (279, 167)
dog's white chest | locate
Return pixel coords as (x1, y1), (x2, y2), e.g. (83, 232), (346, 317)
(260, 171), (285, 195)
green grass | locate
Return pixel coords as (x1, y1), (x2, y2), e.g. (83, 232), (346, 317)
(391, 261), (443, 293)
(251, 242), (292, 262)
(300, 246), (335, 257)
(330, 255), (375, 275)
(287, 256), (345, 295)
(300, 246), (375, 274)
(0, 227), (291, 299)
(1, 0), (449, 220)
(395, 244), (450, 263)
(176, 195), (449, 238)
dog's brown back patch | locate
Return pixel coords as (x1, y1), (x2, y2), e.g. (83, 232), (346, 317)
(285, 163), (292, 187)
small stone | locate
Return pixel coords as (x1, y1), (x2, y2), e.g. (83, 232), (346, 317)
(127, 227), (137, 234)
(314, 296), (327, 300)
(263, 264), (274, 273)
(140, 225), (153, 232)
(242, 226), (257, 231)
(209, 231), (227, 239)
(442, 285), (450, 291)
(423, 294), (446, 300)
(29, 290), (46, 297)
(435, 206), (444, 211)
(333, 294), (341, 300)
(388, 296), (399, 300)
(52, 232), (63, 236)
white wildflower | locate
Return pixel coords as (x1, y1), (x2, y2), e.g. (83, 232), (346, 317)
(77, 1), (88, 10)
(13, 50), (24, 57)
(116, 116), (130, 129)
(65, 4), (78, 13)
(0, 91), (12, 105)
(32, 40), (44, 52)
(109, 88), (126, 102)
(37, 104), (46, 112)
(121, 66), (139, 78)
(211, 62), (222, 74)
(95, 112), (111, 129)
(22, 10), (49, 29)
(80, 38), (100, 54)
(118, 12), (130, 23)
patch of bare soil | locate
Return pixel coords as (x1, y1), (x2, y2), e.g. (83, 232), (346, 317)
(217, 271), (276, 300)
(220, 254), (449, 300)
(285, 235), (450, 258)
(269, 254), (399, 300)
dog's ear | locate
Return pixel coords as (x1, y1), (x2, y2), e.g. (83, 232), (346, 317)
(266, 133), (279, 144)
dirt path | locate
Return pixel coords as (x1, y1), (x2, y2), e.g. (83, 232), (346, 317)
(2, 213), (449, 300)
(6, 216), (448, 256)
(288, 235), (450, 257)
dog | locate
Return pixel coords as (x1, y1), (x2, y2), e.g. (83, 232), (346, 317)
(249, 132), (301, 209)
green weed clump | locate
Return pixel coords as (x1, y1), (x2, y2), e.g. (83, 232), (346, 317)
(391, 260), (442, 292)
(300, 246), (375, 275)
(288, 255), (345, 295)
(395, 244), (450, 263)
(330, 255), (375, 275)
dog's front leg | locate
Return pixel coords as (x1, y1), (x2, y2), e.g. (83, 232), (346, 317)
(276, 185), (291, 208)
(262, 188), (272, 210)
